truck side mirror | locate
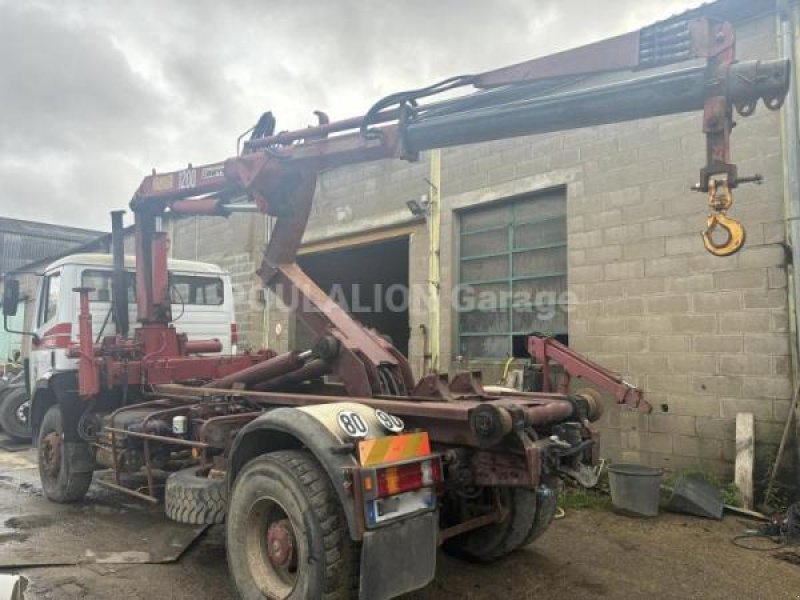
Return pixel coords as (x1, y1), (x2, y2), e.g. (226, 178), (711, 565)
(2, 279), (19, 317)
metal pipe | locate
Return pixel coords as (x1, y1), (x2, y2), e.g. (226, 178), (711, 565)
(428, 150), (441, 373)
(221, 203), (260, 213)
(95, 478), (159, 504)
(203, 350), (306, 389)
(253, 358), (329, 391)
(184, 339), (223, 354)
(104, 427), (210, 449)
(110, 210), (129, 338)
(524, 400), (575, 426)
(405, 60), (790, 152)
(245, 109), (401, 150)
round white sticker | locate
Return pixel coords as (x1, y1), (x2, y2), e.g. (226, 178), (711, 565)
(336, 410), (369, 438)
(375, 409), (404, 433)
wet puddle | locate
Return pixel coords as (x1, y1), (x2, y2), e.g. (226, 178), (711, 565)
(0, 515), (54, 546)
(3, 516), (54, 530)
(0, 573), (27, 599)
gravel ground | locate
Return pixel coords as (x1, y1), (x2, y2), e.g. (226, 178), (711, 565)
(1, 448), (799, 599)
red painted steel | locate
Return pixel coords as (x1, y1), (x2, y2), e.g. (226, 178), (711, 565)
(527, 336), (649, 412)
(75, 287), (99, 397)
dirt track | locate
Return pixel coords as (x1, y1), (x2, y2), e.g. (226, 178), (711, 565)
(1, 447), (799, 599)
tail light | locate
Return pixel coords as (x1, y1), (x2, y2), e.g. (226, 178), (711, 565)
(373, 457), (442, 499)
(362, 457), (441, 527)
(230, 323), (239, 345)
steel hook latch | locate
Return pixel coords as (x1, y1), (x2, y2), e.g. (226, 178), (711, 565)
(701, 180), (745, 256)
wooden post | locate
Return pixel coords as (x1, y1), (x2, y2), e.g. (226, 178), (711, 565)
(735, 412), (755, 511)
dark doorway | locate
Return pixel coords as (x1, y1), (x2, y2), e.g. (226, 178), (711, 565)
(295, 236), (410, 356)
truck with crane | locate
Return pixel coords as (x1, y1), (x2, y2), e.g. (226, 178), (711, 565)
(1, 15), (791, 600)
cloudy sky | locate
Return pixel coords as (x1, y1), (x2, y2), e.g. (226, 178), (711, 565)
(0, 0), (703, 231)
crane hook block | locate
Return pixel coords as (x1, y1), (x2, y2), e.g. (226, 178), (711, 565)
(702, 212), (745, 256)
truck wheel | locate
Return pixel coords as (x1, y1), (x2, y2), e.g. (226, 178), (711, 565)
(444, 484), (558, 562)
(165, 466), (227, 525)
(38, 405), (92, 503)
(0, 388), (31, 441)
(226, 450), (358, 600)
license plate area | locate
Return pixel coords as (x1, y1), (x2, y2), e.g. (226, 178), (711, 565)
(366, 488), (436, 526)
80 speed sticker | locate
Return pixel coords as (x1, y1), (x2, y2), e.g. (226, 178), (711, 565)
(336, 411), (369, 438)
(375, 409), (404, 433)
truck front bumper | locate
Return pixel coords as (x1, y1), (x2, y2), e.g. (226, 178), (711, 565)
(359, 510), (438, 600)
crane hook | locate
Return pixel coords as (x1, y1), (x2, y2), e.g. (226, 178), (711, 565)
(701, 180), (745, 256)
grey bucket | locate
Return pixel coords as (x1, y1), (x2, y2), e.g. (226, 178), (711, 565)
(608, 463), (663, 517)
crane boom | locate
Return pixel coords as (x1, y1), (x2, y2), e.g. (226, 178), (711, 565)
(125, 16), (790, 399)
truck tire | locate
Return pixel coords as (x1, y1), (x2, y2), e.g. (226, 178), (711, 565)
(38, 405), (92, 503)
(0, 387), (31, 441)
(444, 483), (558, 562)
(165, 466), (226, 525)
(226, 450), (358, 600)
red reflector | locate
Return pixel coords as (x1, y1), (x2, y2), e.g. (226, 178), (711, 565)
(230, 323), (239, 345)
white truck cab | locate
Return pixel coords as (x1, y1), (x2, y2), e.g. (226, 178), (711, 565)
(29, 253), (238, 392)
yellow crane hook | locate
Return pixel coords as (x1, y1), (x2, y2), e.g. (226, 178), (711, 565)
(701, 180), (745, 257)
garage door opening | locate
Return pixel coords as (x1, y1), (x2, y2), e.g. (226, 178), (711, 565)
(295, 236), (410, 357)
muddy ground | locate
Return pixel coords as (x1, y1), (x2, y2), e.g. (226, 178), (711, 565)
(0, 446), (798, 599)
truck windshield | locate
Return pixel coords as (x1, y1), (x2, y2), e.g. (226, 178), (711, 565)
(81, 270), (136, 303)
(170, 275), (224, 306)
(79, 270), (224, 306)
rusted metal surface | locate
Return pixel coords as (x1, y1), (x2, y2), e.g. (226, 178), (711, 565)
(198, 412), (262, 447)
(438, 511), (501, 543)
(472, 451), (535, 487)
(253, 358), (329, 391)
(527, 335), (649, 412)
(204, 350), (305, 389)
(448, 371), (486, 398)
(184, 339), (223, 354)
(476, 29), (641, 88)
(410, 373), (454, 401)
(104, 427), (210, 449)
(95, 477), (160, 504)
(153, 382), (577, 450)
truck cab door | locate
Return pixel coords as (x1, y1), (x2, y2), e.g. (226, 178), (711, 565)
(29, 269), (66, 389)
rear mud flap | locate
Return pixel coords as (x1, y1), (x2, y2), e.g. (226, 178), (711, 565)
(359, 510), (438, 600)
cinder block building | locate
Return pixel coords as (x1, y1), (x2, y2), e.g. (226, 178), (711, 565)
(161, 0), (798, 482)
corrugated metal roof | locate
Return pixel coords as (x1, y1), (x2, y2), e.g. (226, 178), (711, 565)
(0, 217), (102, 242)
(0, 217), (105, 277)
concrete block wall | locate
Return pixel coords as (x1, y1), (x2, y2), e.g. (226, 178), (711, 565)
(163, 11), (790, 480)
(434, 15), (789, 479)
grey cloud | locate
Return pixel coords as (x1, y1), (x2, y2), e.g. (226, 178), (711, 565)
(0, 0), (702, 230)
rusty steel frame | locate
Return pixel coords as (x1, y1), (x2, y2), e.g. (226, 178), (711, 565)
(155, 383), (576, 425)
(527, 336), (649, 412)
